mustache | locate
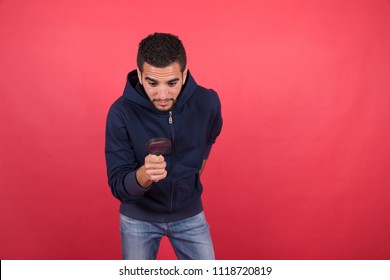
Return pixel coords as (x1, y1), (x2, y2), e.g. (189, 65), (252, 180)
(152, 98), (175, 102)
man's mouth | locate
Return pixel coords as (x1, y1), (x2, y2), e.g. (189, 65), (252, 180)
(153, 98), (175, 107)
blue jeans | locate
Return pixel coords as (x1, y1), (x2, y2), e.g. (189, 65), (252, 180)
(120, 211), (215, 260)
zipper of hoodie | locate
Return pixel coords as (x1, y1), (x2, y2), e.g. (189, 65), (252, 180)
(168, 110), (175, 213)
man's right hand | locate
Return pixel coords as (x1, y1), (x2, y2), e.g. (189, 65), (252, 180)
(136, 154), (167, 188)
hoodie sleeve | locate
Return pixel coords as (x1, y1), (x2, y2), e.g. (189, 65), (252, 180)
(204, 91), (223, 159)
(105, 105), (148, 202)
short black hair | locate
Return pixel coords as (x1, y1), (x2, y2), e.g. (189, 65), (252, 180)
(137, 32), (187, 72)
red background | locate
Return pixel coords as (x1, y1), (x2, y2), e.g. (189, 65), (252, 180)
(1, 0), (390, 259)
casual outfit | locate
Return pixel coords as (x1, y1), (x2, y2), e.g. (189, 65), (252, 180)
(105, 69), (222, 259)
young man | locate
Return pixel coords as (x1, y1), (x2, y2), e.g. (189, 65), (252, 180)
(105, 33), (223, 259)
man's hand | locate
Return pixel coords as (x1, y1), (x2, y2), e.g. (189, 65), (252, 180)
(136, 154), (167, 188)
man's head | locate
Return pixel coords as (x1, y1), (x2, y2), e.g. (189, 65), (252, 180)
(137, 33), (188, 111)
(137, 32), (187, 72)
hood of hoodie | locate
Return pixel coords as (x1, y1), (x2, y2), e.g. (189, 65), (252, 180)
(122, 69), (198, 113)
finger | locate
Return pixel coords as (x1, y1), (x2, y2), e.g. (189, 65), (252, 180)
(144, 163), (167, 172)
(144, 164), (167, 177)
(145, 159), (166, 170)
(146, 168), (166, 176)
(146, 154), (165, 163)
(148, 170), (167, 182)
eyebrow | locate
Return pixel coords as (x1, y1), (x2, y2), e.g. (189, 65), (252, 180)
(145, 77), (180, 83)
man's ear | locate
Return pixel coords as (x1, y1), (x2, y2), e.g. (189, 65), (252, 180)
(137, 68), (142, 85)
(182, 68), (188, 85)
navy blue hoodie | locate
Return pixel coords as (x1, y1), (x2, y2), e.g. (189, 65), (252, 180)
(105, 70), (222, 222)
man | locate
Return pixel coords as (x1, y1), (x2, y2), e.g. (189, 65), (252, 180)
(105, 32), (223, 260)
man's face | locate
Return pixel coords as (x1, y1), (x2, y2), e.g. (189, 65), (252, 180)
(138, 62), (187, 112)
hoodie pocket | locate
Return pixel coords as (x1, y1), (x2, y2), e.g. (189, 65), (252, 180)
(174, 174), (203, 209)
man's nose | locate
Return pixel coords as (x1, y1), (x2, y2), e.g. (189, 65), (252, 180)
(156, 86), (169, 99)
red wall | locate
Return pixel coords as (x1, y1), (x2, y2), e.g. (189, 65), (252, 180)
(1, 0), (390, 259)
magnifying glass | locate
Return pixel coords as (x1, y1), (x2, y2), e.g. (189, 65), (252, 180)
(146, 137), (172, 156)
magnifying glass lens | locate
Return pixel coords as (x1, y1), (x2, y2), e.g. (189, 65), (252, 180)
(146, 137), (171, 155)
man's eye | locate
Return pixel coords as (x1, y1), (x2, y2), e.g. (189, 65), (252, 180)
(148, 82), (157, 87)
(168, 82), (177, 87)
